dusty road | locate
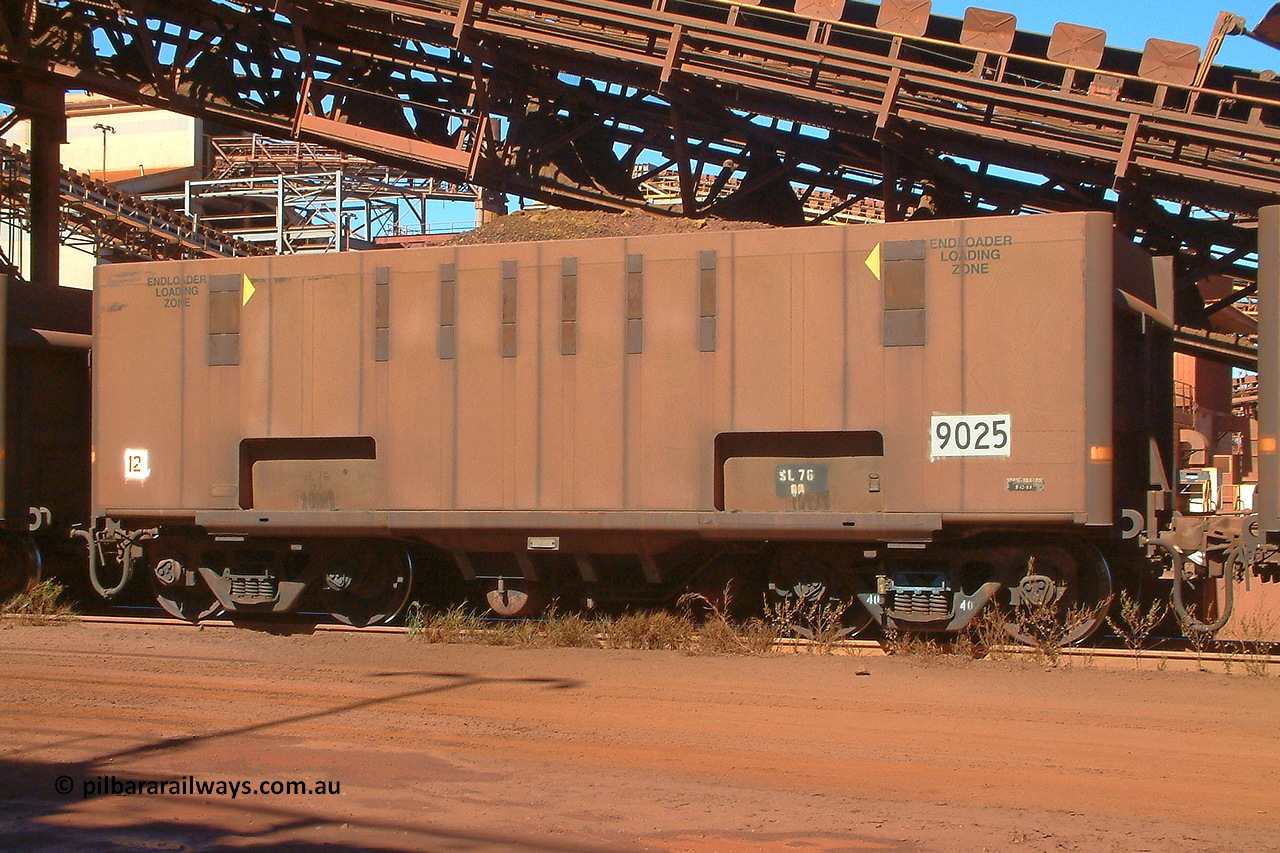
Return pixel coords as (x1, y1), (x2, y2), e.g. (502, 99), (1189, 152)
(1, 620), (1278, 853)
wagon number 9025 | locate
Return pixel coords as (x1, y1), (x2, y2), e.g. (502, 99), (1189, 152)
(930, 414), (1011, 459)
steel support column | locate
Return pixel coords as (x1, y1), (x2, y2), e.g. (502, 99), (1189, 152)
(24, 81), (64, 287)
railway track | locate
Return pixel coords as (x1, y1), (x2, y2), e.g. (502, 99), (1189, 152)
(26, 613), (1273, 666)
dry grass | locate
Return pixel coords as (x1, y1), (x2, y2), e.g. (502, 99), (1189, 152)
(405, 585), (782, 656)
(401, 592), (1275, 673)
(763, 592), (854, 652)
(679, 585), (781, 655)
(402, 592), (1086, 664)
(735, 618), (781, 655)
(956, 604), (1013, 661)
(1, 579), (74, 624)
(404, 596), (754, 653)
(601, 610), (695, 650)
(881, 622), (946, 658)
(529, 604), (599, 648)
(403, 602), (486, 642)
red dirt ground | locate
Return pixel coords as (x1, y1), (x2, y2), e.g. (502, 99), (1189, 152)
(2, 620), (1278, 852)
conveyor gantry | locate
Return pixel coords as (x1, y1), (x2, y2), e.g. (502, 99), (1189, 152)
(4, 0), (1280, 296)
(0, 141), (268, 266)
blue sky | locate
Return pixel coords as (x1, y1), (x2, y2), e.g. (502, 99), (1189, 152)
(925, 1), (1280, 72)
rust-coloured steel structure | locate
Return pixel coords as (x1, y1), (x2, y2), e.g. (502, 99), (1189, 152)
(88, 210), (1185, 634)
(192, 135), (484, 249)
(4, 0), (1280, 304)
(0, 141), (267, 270)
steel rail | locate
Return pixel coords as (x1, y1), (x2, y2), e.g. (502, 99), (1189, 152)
(25, 615), (1277, 667)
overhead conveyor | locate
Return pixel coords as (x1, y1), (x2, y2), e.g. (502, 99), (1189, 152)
(3, 0), (1280, 309)
(0, 140), (267, 269)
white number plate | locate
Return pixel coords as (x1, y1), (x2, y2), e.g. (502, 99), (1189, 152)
(930, 414), (1011, 459)
(124, 448), (151, 481)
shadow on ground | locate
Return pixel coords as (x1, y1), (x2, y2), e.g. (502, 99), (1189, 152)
(0, 670), (624, 853)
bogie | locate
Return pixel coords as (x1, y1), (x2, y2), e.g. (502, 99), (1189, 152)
(103, 528), (417, 626)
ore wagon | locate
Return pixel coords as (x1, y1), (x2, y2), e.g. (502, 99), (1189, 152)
(85, 210), (1230, 637)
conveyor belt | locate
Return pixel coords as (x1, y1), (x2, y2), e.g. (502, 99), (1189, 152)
(1174, 326), (1259, 372)
(0, 141), (267, 261)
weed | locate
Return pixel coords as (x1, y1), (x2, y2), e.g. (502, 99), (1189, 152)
(1240, 646), (1271, 677)
(601, 610), (691, 650)
(1106, 591), (1167, 669)
(1231, 607), (1278, 677)
(1010, 595), (1100, 667)
(552, 611), (601, 648)
(735, 617), (781, 655)
(1, 579), (74, 624)
(404, 602), (486, 643)
(881, 620), (902, 654)
(679, 585), (770, 655)
(958, 604), (1011, 660)
(879, 622), (943, 657)
(1176, 610), (1217, 672)
(694, 614), (748, 654)
(528, 602), (598, 648)
(762, 592), (804, 637)
(403, 601), (425, 638)
(761, 589), (855, 653)
(901, 633), (945, 657)
(806, 598), (855, 653)
(951, 631), (976, 659)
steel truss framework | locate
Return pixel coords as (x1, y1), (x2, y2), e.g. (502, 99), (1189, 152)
(0, 138), (266, 273)
(3, 0), (1280, 317)
(143, 135), (484, 251)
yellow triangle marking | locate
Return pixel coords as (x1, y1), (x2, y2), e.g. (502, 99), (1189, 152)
(241, 273), (256, 307)
(864, 243), (881, 280)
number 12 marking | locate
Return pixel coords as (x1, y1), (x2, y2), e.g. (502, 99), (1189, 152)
(124, 448), (151, 481)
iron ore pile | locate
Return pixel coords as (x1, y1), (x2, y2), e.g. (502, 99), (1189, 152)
(445, 208), (773, 244)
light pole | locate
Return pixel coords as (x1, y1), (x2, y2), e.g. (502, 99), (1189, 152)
(91, 122), (114, 182)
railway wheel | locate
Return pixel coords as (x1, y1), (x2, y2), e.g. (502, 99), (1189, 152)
(317, 540), (414, 627)
(999, 537), (1111, 646)
(768, 546), (873, 640)
(151, 556), (223, 622)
